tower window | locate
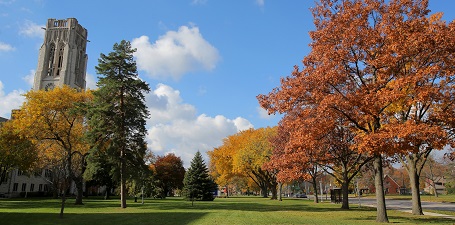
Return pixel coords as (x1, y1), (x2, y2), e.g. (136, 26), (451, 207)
(56, 44), (64, 76)
(47, 43), (55, 76)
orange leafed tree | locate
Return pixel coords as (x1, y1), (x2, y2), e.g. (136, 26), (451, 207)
(153, 153), (185, 198)
(264, 113), (324, 203)
(258, 0), (455, 222)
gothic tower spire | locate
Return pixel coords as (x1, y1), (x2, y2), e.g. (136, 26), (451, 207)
(33, 18), (88, 91)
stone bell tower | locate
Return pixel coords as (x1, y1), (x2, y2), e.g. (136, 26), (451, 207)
(33, 18), (88, 91)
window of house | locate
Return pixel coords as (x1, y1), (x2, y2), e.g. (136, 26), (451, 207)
(39, 184), (43, 192)
(34, 170), (41, 177)
(44, 184), (48, 192)
(30, 184), (35, 192)
(0, 169), (7, 183)
(18, 170), (24, 176)
(45, 169), (52, 178)
(13, 183), (18, 192)
(21, 183), (26, 192)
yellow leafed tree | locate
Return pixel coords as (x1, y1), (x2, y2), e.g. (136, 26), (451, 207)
(10, 85), (92, 217)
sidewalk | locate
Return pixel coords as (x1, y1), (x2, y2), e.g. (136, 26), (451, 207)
(398, 210), (455, 220)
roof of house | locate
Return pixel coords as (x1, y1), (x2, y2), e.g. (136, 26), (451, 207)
(384, 174), (401, 188)
(0, 117), (8, 123)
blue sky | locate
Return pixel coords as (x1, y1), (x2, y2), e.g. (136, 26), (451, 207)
(1, 0), (454, 166)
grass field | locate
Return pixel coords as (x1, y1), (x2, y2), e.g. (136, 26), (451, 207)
(0, 196), (452, 225)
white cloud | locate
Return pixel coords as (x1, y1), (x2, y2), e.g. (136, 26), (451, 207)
(0, 0), (15, 5)
(191, 0), (207, 5)
(21, 70), (35, 87)
(0, 42), (15, 52)
(19, 20), (44, 38)
(132, 25), (220, 80)
(146, 83), (253, 167)
(257, 106), (275, 119)
(0, 81), (25, 118)
(256, 0), (265, 7)
(85, 73), (97, 90)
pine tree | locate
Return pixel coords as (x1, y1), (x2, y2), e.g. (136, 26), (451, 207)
(86, 40), (150, 208)
(183, 151), (216, 205)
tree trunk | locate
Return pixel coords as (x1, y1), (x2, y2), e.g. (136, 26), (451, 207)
(120, 149), (127, 208)
(261, 185), (268, 198)
(408, 162), (423, 215)
(74, 178), (83, 205)
(373, 155), (389, 223)
(53, 188), (58, 199)
(312, 176), (319, 203)
(278, 183), (283, 201)
(341, 180), (349, 209)
(59, 190), (66, 218)
(105, 186), (111, 200)
(225, 185), (229, 197)
(433, 184), (439, 197)
(270, 183), (277, 200)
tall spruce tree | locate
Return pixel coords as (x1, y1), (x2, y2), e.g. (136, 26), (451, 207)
(87, 40), (150, 208)
(183, 151), (216, 205)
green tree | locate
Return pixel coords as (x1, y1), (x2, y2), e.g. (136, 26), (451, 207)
(86, 40), (150, 208)
(84, 150), (118, 200)
(183, 151), (216, 205)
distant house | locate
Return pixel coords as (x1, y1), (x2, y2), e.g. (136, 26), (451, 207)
(0, 116), (93, 198)
(424, 177), (446, 195)
(0, 117), (53, 197)
(368, 175), (402, 195)
(383, 175), (401, 194)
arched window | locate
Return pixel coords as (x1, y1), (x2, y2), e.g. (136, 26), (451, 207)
(47, 43), (55, 76)
(56, 44), (64, 76)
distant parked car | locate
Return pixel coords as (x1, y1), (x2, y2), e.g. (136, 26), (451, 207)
(294, 193), (307, 198)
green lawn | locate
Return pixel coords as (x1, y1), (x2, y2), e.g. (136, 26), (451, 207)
(0, 196), (452, 225)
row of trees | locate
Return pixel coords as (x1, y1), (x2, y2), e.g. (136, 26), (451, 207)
(0, 40), (216, 218)
(257, 0), (455, 223)
(0, 40), (149, 217)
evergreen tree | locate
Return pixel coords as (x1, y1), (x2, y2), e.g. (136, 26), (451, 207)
(86, 40), (150, 208)
(183, 151), (216, 205)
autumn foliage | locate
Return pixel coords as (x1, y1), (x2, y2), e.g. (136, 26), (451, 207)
(258, 0), (455, 222)
(153, 153), (185, 198)
(209, 127), (278, 198)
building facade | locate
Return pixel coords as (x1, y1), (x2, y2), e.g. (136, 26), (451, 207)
(33, 18), (88, 91)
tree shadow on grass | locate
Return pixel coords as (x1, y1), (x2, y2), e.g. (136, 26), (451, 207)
(147, 198), (362, 213)
(0, 212), (207, 225)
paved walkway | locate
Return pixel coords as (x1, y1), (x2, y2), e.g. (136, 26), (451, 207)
(351, 197), (455, 220)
